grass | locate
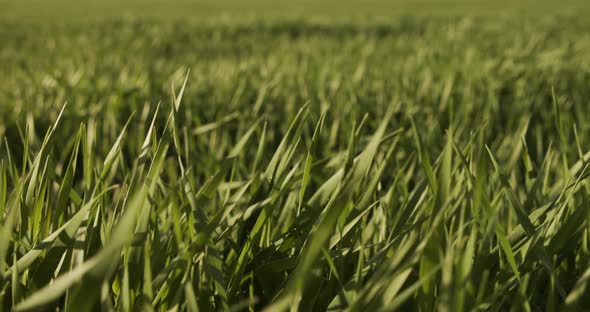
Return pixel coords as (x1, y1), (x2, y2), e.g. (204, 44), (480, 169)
(1, 0), (590, 21)
(2, 2), (590, 311)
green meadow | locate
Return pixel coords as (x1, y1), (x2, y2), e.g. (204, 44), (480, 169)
(1, 1), (590, 311)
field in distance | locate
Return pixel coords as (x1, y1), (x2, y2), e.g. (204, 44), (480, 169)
(1, 0), (589, 21)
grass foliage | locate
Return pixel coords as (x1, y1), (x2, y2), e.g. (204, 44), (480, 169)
(2, 12), (590, 311)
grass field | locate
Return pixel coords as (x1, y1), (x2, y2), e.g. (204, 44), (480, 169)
(2, 0), (590, 20)
(2, 1), (590, 311)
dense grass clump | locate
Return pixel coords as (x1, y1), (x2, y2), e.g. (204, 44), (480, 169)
(2, 12), (590, 311)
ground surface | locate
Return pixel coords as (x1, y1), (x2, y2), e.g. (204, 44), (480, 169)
(1, 1), (590, 311)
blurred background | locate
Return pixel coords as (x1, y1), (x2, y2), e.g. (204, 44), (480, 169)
(1, 0), (589, 21)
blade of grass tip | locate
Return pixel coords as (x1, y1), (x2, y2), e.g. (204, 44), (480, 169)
(347, 105), (394, 181)
(273, 136), (301, 188)
(100, 114), (134, 182)
(24, 112), (63, 209)
(171, 94), (188, 175)
(573, 124), (585, 163)
(227, 118), (262, 158)
(438, 128), (453, 207)
(411, 116), (437, 192)
(299, 113), (325, 213)
(495, 225), (521, 280)
(384, 265), (442, 311)
(20, 124), (29, 176)
(194, 158), (233, 208)
(506, 116), (530, 170)
(83, 118), (96, 191)
(30, 156), (49, 240)
(265, 104), (308, 180)
(552, 87), (567, 149)
(54, 127), (82, 222)
(181, 174), (209, 230)
(253, 82), (269, 115)
(174, 69), (190, 112)
(354, 113), (369, 138)
(343, 120), (357, 176)
(221, 178), (254, 223)
(168, 71), (189, 177)
(193, 112), (241, 136)
(329, 201), (378, 249)
(552, 88), (571, 182)
(252, 121), (268, 174)
(139, 102), (161, 163)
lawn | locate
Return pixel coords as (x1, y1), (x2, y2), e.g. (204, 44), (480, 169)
(1, 1), (590, 311)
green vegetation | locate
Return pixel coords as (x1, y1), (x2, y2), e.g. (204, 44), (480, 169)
(2, 1), (590, 311)
(2, 0), (589, 21)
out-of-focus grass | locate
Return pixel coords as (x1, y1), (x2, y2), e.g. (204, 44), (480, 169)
(0, 0), (589, 21)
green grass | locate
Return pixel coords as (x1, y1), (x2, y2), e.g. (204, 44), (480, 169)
(2, 2), (590, 311)
(1, 0), (589, 21)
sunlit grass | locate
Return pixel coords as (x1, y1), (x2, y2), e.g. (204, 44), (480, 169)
(2, 12), (590, 311)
